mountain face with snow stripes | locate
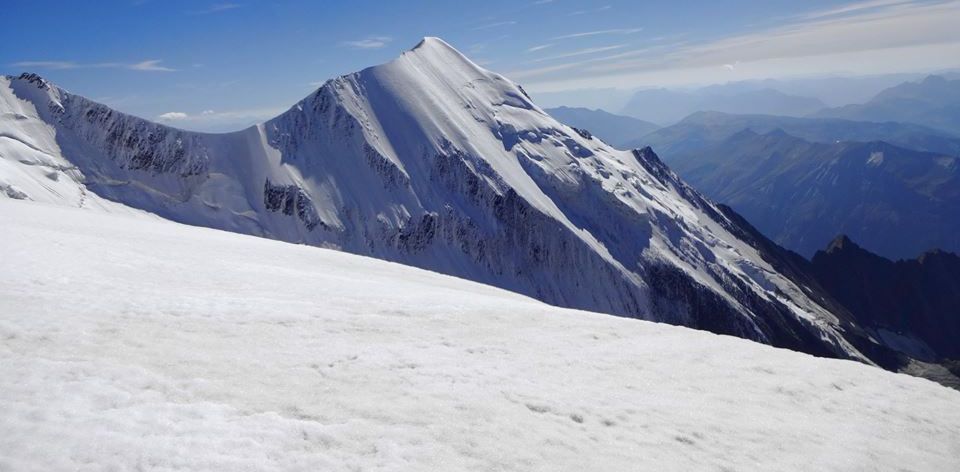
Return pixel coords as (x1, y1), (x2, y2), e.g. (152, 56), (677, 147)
(1, 38), (885, 363)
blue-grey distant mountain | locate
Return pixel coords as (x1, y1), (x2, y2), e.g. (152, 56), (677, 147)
(815, 75), (960, 135)
(545, 106), (659, 148)
(812, 236), (960, 385)
(658, 128), (960, 259)
(742, 74), (929, 107)
(530, 88), (636, 113)
(620, 87), (826, 125)
(631, 111), (960, 156)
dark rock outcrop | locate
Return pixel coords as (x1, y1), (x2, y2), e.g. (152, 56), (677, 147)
(812, 235), (960, 361)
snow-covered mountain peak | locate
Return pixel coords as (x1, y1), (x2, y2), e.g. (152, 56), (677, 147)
(0, 39), (895, 367)
(5, 72), (64, 110)
(373, 37), (538, 120)
(11, 72), (52, 90)
(410, 36), (457, 53)
(404, 36), (490, 74)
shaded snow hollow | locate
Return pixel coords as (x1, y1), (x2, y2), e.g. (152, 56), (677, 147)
(1, 199), (958, 471)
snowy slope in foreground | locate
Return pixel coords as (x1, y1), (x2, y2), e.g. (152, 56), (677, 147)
(2, 200), (958, 471)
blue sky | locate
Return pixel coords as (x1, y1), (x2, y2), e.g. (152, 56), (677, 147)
(3, 0), (958, 130)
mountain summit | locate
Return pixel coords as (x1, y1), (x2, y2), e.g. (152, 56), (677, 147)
(2, 38), (896, 364)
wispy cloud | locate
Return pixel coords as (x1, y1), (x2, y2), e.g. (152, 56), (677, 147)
(798, 0), (914, 20)
(568, 5), (611, 16)
(129, 60), (176, 71)
(551, 28), (642, 40)
(10, 61), (82, 70)
(533, 45), (625, 62)
(472, 20), (517, 30)
(527, 44), (554, 53)
(340, 36), (392, 49)
(187, 3), (240, 15)
(156, 107), (282, 125)
(157, 112), (189, 121)
(12, 59), (177, 72)
(470, 34), (511, 53)
(515, 0), (960, 91)
(507, 44), (669, 79)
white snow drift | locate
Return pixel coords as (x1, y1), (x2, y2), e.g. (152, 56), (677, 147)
(1, 199), (958, 471)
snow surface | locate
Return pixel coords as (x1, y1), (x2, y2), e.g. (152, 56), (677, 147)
(0, 40), (865, 361)
(2, 198), (958, 471)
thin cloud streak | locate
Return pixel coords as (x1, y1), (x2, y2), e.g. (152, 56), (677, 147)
(526, 44), (554, 53)
(10, 61), (85, 70)
(799, 0), (915, 20)
(533, 45), (626, 63)
(187, 3), (240, 15)
(568, 5), (611, 16)
(129, 60), (176, 72)
(551, 28), (642, 40)
(471, 21), (518, 30)
(340, 36), (392, 49)
(508, 44), (676, 79)
(11, 59), (177, 72)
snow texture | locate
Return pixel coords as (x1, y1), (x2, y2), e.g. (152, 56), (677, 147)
(1, 199), (958, 471)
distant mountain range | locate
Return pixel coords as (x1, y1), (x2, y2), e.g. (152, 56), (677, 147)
(546, 107), (960, 260)
(812, 236), (960, 386)
(739, 74), (935, 107)
(634, 111), (960, 156)
(620, 87), (826, 125)
(653, 128), (960, 259)
(815, 75), (960, 135)
(544, 106), (659, 148)
(528, 72), (957, 116)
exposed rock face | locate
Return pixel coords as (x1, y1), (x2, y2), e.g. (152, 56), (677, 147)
(812, 236), (960, 362)
(263, 179), (323, 230)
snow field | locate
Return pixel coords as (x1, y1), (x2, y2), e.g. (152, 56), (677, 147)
(1, 199), (958, 471)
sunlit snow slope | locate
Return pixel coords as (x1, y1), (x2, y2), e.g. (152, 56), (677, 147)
(1, 199), (958, 471)
(0, 38), (891, 363)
